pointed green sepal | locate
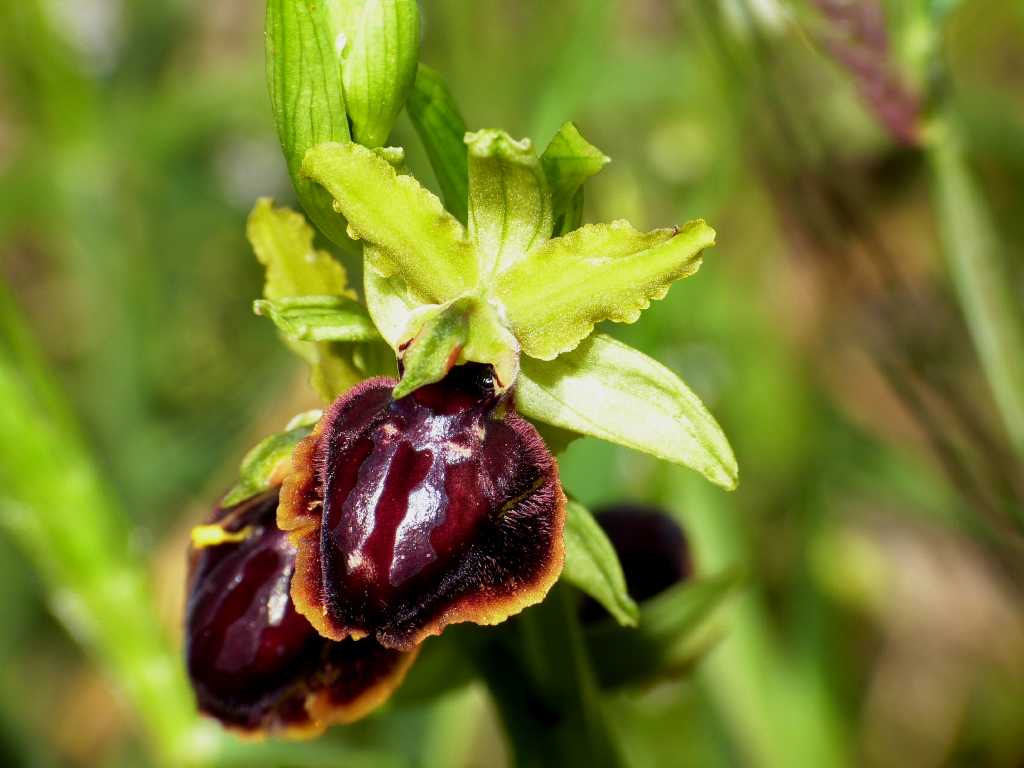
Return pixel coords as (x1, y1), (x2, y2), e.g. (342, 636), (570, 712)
(517, 334), (738, 490)
(497, 219), (715, 360)
(303, 141), (477, 302)
(562, 500), (639, 627)
(541, 123), (609, 234)
(253, 296), (380, 343)
(341, 0), (421, 148)
(467, 130), (553, 278)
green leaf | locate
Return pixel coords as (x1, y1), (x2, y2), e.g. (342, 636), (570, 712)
(407, 64), (470, 223)
(562, 500), (638, 627)
(392, 297), (520, 398)
(517, 334), (738, 490)
(497, 219), (715, 360)
(466, 130), (553, 278)
(222, 411), (322, 507)
(585, 568), (743, 689)
(265, 0), (353, 248)
(341, 0), (420, 148)
(253, 296), (380, 343)
(247, 198), (350, 299)
(540, 122), (609, 233)
(303, 141), (477, 302)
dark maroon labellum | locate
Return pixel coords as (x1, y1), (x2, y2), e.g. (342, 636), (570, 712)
(582, 504), (691, 622)
(185, 489), (415, 736)
(280, 364), (565, 650)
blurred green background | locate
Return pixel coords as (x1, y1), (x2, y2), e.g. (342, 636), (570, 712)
(1, 0), (1023, 766)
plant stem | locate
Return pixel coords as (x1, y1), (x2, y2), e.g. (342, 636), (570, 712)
(0, 284), (210, 767)
(926, 116), (1024, 463)
(476, 585), (627, 768)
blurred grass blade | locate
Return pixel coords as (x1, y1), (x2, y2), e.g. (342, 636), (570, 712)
(407, 64), (470, 223)
(0, 284), (205, 767)
(927, 121), (1024, 460)
(562, 500), (639, 627)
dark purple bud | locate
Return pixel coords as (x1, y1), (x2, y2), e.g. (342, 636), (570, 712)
(582, 504), (690, 622)
(280, 364), (565, 650)
(185, 489), (416, 737)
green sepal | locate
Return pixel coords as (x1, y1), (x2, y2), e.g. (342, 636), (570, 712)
(585, 568), (742, 689)
(517, 334), (738, 490)
(221, 411), (322, 507)
(497, 219), (715, 360)
(246, 198), (368, 401)
(303, 141), (477, 302)
(392, 296), (520, 399)
(253, 296), (380, 343)
(540, 123), (609, 234)
(561, 500), (639, 627)
(466, 130), (553, 278)
(408, 64), (470, 223)
(341, 0), (420, 148)
(265, 0), (353, 248)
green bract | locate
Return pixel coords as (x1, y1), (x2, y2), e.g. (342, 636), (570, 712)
(299, 124), (736, 489)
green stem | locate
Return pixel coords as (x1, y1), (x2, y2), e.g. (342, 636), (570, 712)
(926, 117), (1024, 463)
(477, 586), (626, 768)
(0, 284), (210, 767)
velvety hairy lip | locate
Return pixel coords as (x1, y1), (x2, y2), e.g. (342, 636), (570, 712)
(185, 489), (416, 737)
(280, 364), (565, 650)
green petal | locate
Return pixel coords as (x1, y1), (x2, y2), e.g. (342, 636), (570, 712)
(562, 500), (639, 627)
(408, 64), (469, 223)
(265, 0), (353, 248)
(540, 122), (609, 234)
(497, 218), (715, 360)
(253, 296), (380, 343)
(303, 142), (477, 302)
(466, 130), (553, 279)
(517, 334), (738, 490)
(341, 0), (420, 148)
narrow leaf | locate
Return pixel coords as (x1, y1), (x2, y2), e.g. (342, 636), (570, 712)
(540, 122), (609, 232)
(562, 500), (639, 627)
(497, 219), (715, 360)
(341, 0), (421, 148)
(517, 334), (738, 490)
(303, 142), (477, 302)
(266, 0), (353, 247)
(585, 568), (743, 689)
(253, 296), (380, 343)
(222, 412), (322, 507)
(467, 130), (553, 278)
(407, 64), (470, 223)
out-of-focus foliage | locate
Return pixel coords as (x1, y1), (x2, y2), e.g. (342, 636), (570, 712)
(1, 0), (1022, 766)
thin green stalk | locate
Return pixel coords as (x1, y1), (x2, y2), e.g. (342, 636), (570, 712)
(926, 117), (1024, 462)
(477, 586), (627, 768)
(0, 284), (210, 767)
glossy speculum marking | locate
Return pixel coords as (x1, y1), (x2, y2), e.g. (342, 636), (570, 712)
(185, 490), (415, 736)
(281, 363), (565, 650)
